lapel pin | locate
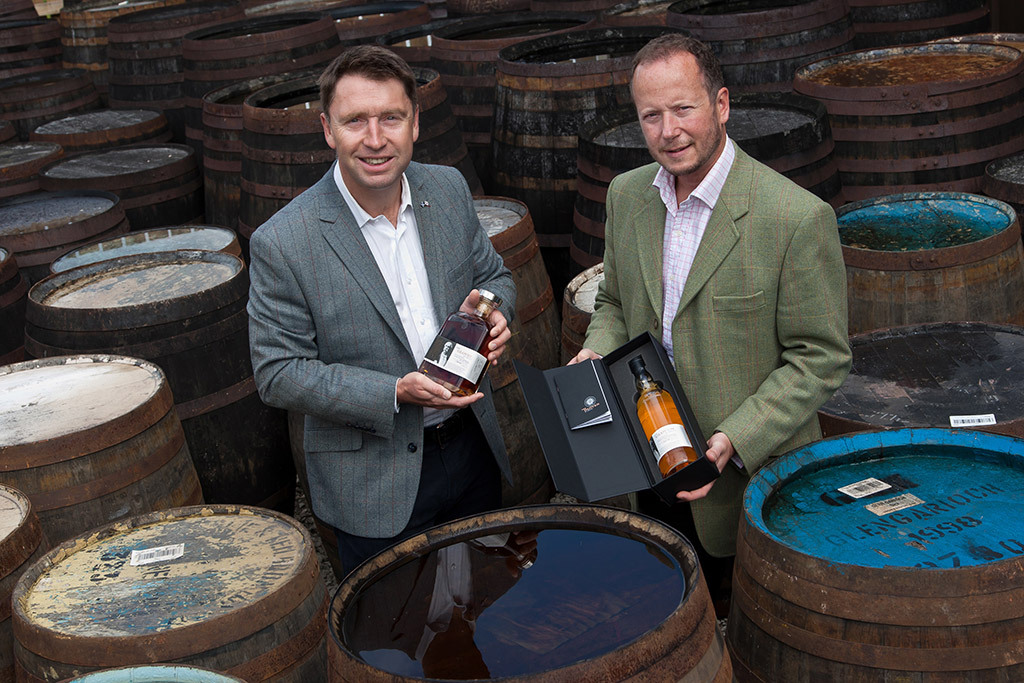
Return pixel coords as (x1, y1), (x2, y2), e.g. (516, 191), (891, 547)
(420, 200), (430, 208)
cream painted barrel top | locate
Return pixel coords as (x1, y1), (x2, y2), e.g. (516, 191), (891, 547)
(568, 263), (604, 314)
(0, 357), (161, 447)
(52, 226), (238, 273)
(475, 200), (524, 239)
(0, 485), (30, 544)
(38, 259), (238, 308)
(19, 509), (306, 637)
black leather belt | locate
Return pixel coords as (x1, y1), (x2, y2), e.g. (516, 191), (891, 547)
(424, 409), (468, 449)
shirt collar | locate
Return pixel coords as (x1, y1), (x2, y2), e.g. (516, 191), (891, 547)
(653, 137), (735, 213)
(332, 161), (412, 229)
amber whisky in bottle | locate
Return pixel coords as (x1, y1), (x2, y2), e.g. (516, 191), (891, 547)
(419, 290), (501, 397)
(628, 355), (698, 477)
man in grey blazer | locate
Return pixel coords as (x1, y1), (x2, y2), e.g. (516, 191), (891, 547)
(247, 46), (516, 573)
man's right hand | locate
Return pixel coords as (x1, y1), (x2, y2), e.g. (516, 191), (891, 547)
(567, 348), (603, 365)
(397, 371), (483, 408)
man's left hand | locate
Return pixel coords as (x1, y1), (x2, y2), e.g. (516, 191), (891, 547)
(460, 289), (511, 364)
(675, 431), (734, 502)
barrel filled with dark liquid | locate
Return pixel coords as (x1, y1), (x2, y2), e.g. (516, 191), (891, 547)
(328, 504), (732, 681)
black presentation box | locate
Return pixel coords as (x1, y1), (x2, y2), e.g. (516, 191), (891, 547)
(514, 332), (720, 505)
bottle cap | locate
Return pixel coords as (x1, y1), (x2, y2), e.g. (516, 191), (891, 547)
(478, 289), (501, 307)
(628, 355), (647, 376)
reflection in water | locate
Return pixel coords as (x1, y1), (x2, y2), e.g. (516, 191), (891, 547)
(341, 528), (685, 679)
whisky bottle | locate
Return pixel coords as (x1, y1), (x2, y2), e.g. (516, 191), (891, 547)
(419, 290), (501, 397)
(628, 355), (698, 477)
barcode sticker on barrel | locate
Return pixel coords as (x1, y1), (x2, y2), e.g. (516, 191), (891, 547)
(130, 543), (184, 566)
(865, 493), (924, 516)
(838, 477), (891, 498)
(949, 414), (997, 427)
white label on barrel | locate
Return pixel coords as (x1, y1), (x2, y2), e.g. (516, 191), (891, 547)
(130, 543), (184, 566)
(949, 414), (997, 427)
(838, 477), (891, 499)
(865, 493), (925, 516)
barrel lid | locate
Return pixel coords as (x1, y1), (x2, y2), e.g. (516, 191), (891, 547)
(474, 198), (526, 239)
(498, 26), (675, 73)
(566, 262), (604, 312)
(433, 12), (593, 45)
(0, 355), (171, 462)
(0, 142), (62, 171)
(14, 505), (317, 665)
(0, 484), (31, 544)
(67, 665), (247, 683)
(51, 226), (239, 273)
(41, 145), (191, 180)
(33, 109), (164, 136)
(0, 191), (118, 239)
(729, 104), (815, 142)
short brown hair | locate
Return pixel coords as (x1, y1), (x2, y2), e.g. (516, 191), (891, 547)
(631, 34), (725, 99)
(318, 45), (418, 117)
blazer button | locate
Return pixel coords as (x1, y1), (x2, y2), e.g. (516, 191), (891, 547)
(408, 443), (417, 453)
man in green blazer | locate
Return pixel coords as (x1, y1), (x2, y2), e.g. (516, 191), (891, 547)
(571, 35), (851, 598)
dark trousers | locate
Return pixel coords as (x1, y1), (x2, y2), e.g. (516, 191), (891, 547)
(332, 410), (501, 576)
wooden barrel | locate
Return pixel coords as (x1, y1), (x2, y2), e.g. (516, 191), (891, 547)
(239, 74), (330, 242)
(666, 0), (854, 94)
(0, 485), (48, 683)
(0, 18), (61, 80)
(932, 31), (1024, 50)
(574, 106), (649, 271)
(412, 67), (482, 196)
(12, 505), (328, 681)
(982, 152), (1024, 216)
(560, 261), (602, 364)
(818, 321), (1024, 438)
(728, 91), (844, 207)
(106, 0), (246, 142)
(493, 25), (680, 295)
(446, 0), (529, 15)
(50, 225), (242, 273)
(0, 69), (100, 141)
(328, 2), (433, 46)
(838, 192), (1024, 334)
(0, 0), (38, 21)
(375, 19), (458, 68)
(181, 12), (342, 164)
(0, 142), (63, 199)
(0, 122), (14, 144)
(58, 0), (186, 100)
(727, 427), (1024, 681)
(531, 0), (619, 11)
(241, 0), (351, 15)
(0, 355), (203, 544)
(599, 0), (674, 25)
(0, 248), (29, 365)
(793, 41), (1024, 202)
(849, 0), (990, 49)
(24, 250), (295, 512)
(202, 70), (316, 233)
(39, 143), (204, 229)
(68, 665), (247, 683)
(0, 189), (129, 284)
(30, 109), (171, 153)
(429, 12), (596, 193)
(328, 504), (733, 681)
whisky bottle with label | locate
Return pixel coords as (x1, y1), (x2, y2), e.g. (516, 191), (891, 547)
(628, 355), (698, 477)
(419, 290), (501, 397)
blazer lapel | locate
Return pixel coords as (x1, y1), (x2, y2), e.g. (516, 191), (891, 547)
(406, 164), (450, 323)
(317, 170), (414, 357)
(634, 184), (666, 320)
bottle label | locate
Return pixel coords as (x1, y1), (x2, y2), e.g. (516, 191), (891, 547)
(423, 337), (487, 384)
(650, 424), (691, 460)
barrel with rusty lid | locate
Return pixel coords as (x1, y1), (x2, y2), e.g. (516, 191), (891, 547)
(0, 69), (100, 141)
(849, 0), (990, 49)
(727, 427), (1024, 681)
(24, 250), (294, 513)
(818, 321), (1024, 439)
(12, 504), (328, 681)
(39, 143), (203, 229)
(0, 17), (61, 80)
(982, 152), (1024, 215)
(412, 67), (482, 196)
(0, 247), (29, 365)
(50, 225), (242, 274)
(560, 262), (603, 364)
(67, 665), (247, 682)
(0, 484), (48, 683)
(329, 504), (733, 681)
(837, 192), (1024, 334)
(328, 2), (433, 46)
(793, 41), (1024, 201)
(574, 105), (649, 270)
(0, 355), (202, 544)
(30, 109), (171, 153)
(666, 0), (854, 93)
(728, 90), (843, 207)
(0, 141), (63, 199)
(0, 189), (129, 284)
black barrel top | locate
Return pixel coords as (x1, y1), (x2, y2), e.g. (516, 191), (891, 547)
(33, 109), (163, 136)
(0, 193), (116, 237)
(42, 146), (191, 180)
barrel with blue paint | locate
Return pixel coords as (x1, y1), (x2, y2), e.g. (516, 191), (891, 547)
(67, 665), (245, 682)
(726, 427), (1024, 681)
(837, 191), (1024, 334)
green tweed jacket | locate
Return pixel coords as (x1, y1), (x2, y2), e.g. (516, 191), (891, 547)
(585, 145), (852, 557)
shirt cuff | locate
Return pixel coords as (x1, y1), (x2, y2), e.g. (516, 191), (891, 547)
(394, 378), (400, 413)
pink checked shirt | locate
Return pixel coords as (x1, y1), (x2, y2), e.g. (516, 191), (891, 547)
(654, 138), (735, 361)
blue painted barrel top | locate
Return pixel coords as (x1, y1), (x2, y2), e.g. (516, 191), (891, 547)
(67, 665), (246, 682)
(745, 428), (1024, 570)
(837, 192), (1015, 251)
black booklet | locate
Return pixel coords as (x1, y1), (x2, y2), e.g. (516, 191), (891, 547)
(554, 359), (613, 430)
